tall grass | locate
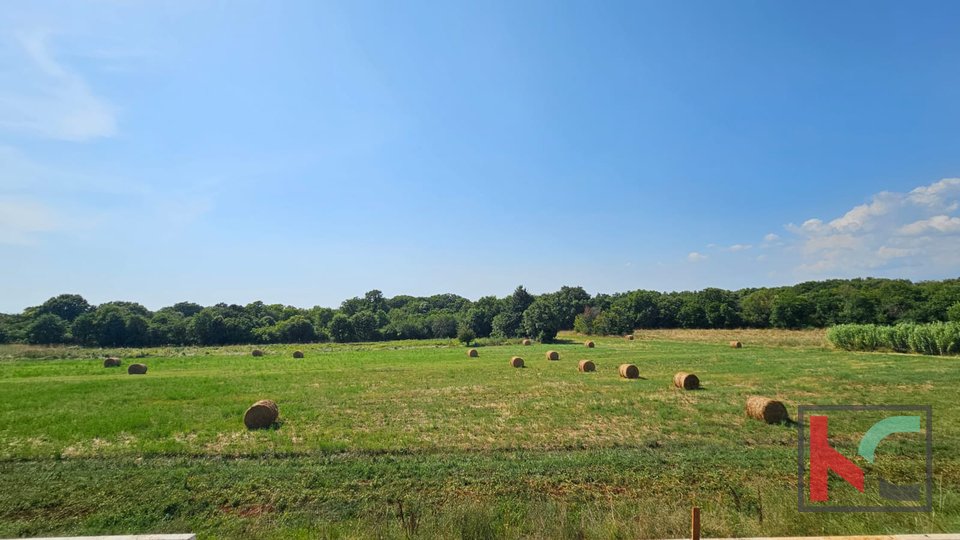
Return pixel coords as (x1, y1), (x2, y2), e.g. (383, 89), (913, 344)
(827, 322), (960, 355)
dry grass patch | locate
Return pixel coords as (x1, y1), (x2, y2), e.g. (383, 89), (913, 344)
(630, 328), (829, 348)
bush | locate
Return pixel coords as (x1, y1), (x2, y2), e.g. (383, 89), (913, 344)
(827, 322), (960, 356)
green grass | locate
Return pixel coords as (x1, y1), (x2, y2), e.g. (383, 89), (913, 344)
(0, 332), (958, 539)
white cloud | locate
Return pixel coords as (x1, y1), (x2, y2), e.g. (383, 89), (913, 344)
(0, 30), (117, 141)
(898, 215), (960, 236)
(687, 251), (708, 263)
(714, 178), (960, 279)
(727, 243), (752, 252)
(905, 178), (960, 208)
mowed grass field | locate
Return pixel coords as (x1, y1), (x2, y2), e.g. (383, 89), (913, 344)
(0, 331), (957, 539)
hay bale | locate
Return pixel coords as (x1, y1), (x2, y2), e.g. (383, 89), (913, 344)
(467, 348), (479, 358)
(625, 334), (634, 341)
(103, 357), (121, 368)
(730, 340), (742, 348)
(522, 339), (532, 346)
(244, 399), (279, 429)
(252, 349), (265, 357)
(545, 350), (560, 361)
(127, 363), (147, 375)
(618, 363), (639, 379)
(510, 356), (524, 368)
(293, 350), (304, 359)
(584, 340), (595, 348)
(578, 359), (596, 372)
(673, 372), (700, 390)
(745, 396), (789, 424)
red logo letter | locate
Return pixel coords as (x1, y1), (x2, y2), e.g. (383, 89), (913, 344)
(810, 415), (864, 501)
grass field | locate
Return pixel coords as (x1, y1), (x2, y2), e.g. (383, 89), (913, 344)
(0, 331), (957, 539)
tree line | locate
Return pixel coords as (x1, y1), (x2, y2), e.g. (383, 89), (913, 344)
(2, 277), (959, 347)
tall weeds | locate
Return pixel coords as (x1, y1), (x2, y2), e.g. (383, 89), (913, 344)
(827, 322), (960, 355)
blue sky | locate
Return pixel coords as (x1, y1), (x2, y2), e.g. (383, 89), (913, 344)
(2, 1), (960, 312)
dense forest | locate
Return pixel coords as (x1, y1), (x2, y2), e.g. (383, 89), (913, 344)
(2, 277), (960, 347)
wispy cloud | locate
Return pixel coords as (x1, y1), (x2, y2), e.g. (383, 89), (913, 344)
(687, 251), (708, 263)
(0, 30), (117, 141)
(693, 178), (960, 279)
(786, 178), (960, 274)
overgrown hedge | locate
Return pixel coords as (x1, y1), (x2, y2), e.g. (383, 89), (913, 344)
(827, 322), (960, 356)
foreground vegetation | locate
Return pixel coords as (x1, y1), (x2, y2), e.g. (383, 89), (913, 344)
(827, 322), (960, 355)
(3, 277), (960, 349)
(0, 331), (957, 538)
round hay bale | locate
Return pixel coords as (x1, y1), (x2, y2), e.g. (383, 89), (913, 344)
(730, 340), (742, 348)
(673, 372), (700, 390)
(510, 356), (524, 368)
(584, 340), (595, 348)
(577, 359), (595, 372)
(545, 350), (560, 361)
(103, 357), (121, 368)
(252, 349), (265, 357)
(292, 350), (304, 359)
(745, 396), (789, 424)
(127, 363), (147, 375)
(467, 348), (479, 358)
(244, 399), (279, 429)
(521, 339), (532, 346)
(618, 363), (639, 379)
(625, 334), (635, 341)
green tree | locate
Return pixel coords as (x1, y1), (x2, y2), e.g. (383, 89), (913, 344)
(277, 315), (318, 343)
(170, 301), (203, 317)
(350, 311), (379, 341)
(456, 323), (476, 346)
(740, 289), (776, 328)
(573, 306), (601, 335)
(37, 294), (92, 322)
(70, 313), (98, 346)
(428, 313), (458, 338)
(96, 309), (128, 347)
(27, 314), (68, 344)
(770, 292), (814, 329)
(521, 297), (562, 342)
(149, 310), (189, 345)
(329, 314), (355, 343)
(125, 315), (150, 347)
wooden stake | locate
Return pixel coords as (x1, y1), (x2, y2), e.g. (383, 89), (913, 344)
(691, 507), (701, 540)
